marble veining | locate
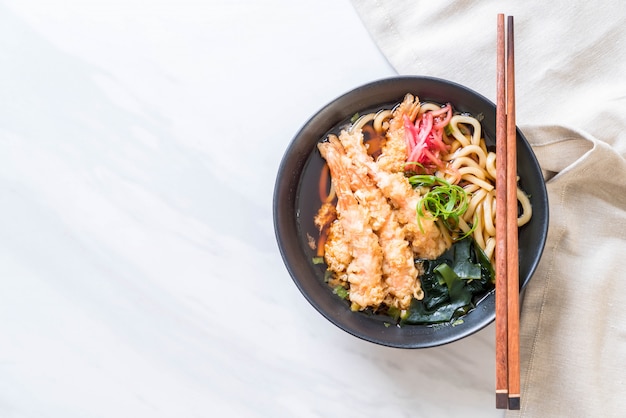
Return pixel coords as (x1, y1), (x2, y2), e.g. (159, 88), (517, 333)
(0, 0), (504, 416)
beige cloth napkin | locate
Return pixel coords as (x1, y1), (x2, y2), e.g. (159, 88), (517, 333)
(350, 1), (626, 415)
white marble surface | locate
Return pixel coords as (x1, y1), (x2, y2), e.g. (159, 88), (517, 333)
(0, 1), (503, 416)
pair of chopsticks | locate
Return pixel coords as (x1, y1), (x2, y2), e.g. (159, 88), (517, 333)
(495, 14), (520, 410)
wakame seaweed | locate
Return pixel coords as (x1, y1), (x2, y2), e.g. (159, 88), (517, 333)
(401, 238), (494, 325)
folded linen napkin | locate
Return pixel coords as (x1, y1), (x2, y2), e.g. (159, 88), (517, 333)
(350, 1), (626, 415)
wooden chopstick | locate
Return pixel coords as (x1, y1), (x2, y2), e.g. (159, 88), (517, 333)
(494, 13), (509, 410)
(495, 14), (520, 410)
(505, 15), (520, 411)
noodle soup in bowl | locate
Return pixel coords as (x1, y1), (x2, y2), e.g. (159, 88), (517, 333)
(273, 76), (548, 348)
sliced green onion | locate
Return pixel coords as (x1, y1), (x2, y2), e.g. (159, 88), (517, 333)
(408, 174), (450, 188)
(414, 177), (471, 236)
(333, 286), (349, 300)
(387, 306), (401, 320)
(403, 161), (426, 173)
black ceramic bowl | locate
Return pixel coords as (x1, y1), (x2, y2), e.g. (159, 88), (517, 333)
(273, 76), (548, 348)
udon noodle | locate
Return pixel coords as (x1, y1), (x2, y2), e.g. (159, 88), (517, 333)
(313, 93), (532, 314)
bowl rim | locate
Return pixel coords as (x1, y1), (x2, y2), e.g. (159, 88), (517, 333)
(273, 75), (549, 348)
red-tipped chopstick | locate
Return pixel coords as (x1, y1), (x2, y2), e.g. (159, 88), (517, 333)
(505, 15), (520, 411)
(494, 12), (509, 410)
(495, 14), (520, 410)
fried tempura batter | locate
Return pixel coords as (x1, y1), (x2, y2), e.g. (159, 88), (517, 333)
(343, 122), (448, 261)
(335, 132), (422, 308)
(318, 139), (386, 309)
(377, 93), (420, 173)
(315, 93), (450, 311)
